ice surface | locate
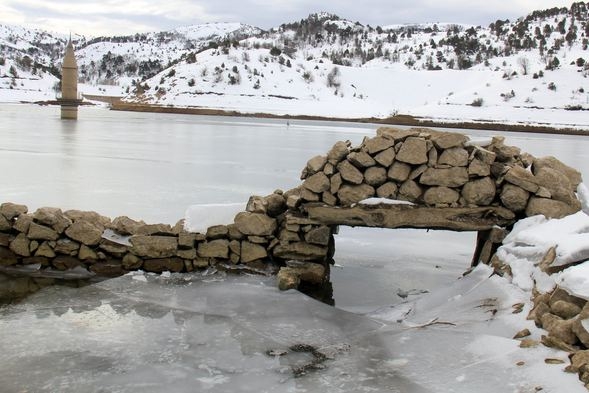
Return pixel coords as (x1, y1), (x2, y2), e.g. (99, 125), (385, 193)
(184, 203), (245, 233)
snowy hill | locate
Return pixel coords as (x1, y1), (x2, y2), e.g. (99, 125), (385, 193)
(1, 4), (589, 127)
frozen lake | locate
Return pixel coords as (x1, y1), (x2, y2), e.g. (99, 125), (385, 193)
(2, 104), (589, 392)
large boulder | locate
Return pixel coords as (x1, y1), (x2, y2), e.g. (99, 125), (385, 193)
(33, 207), (72, 233)
(423, 187), (460, 206)
(526, 197), (580, 219)
(363, 136), (395, 155)
(461, 177), (496, 206)
(337, 184), (375, 206)
(0, 202), (27, 220)
(197, 239), (229, 259)
(273, 242), (328, 261)
(240, 241), (267, 263)
(337, 160), (364, 185)
(303, 172), (331, 193)
(532, 156), (582, 190)
(130, 235), (178, 258)
(65, 220), (103, 246)
(438, 147), (468, 167)
(27, 222), (59, 241)
(396, 137), (428, 165)
(234, 212), (277, 236)
(500, 184), (530, 212)
(420, 167), (469, 187)
(327, 141), (349, 165)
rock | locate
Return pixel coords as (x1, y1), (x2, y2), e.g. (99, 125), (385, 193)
(135, 223), (174, 236)
(420, 167), (469, 187)
(377, 127), (421, 141)
(541, 313), (577, 345)
(569, 351), (589, 373)
(64, 210), (111, 227)
(500, 184), (530, 212)
(337, 160), (364, 185)
(52, 255), (82, 271)
(398, 180), (423, 202)
(265, 193), (287, 217)
(122, 253), (143, 270)
(364, 167), (387, 187)
(573, 319), (589, 348)
(0, 246), (18, 266)
(541, 334), (577, 353)
(241, 241), (268, 263)
(348, 151), (376, 168)
(130, 235), (178, 258)
(286, 194), (302, 210)
(280, 229), (300, 242)
(27, 222), (59, 241)
(65, 220), (103, 246)
(303, 155), (327, 178)
(143, 258), (184, 273)
(438, 147), (469, 167)
(206, 225), (229, 240)
(178, 233), (197, 248)
(55, 238), (80, 255)
(504, 166), (539, 193)
(35, 242), (56, 258)
(363, 136), (396, 155)
(461, 177), (496, 206)
(388, 162), (412, 182)
(303, 172), (331, 193)
(323, 163), (335, 176)
(304, 226), (331, 246)
(532, 156), (582, 189)
(111, 216), (144, 236)
(32, 207), (72, 233)
(473, 146), (497, 165)
(374, 147), (396, 167)
(99, 239), (128, 256)
(90, 261), (124, 277)
(22, 256), (48, 266)
(246, 195), (268, 214)
(526, 197), (579, 219)
(513, 329), (532, 339)
(327, 141), (349, 165)
(551, 300), (582, 319)
(177, 248), (197, 260)
(468, 158), (491, 177)
(430, 132), (469, 149)
(277, 268), (300, 290)
(550, 288), (586, 310)
(337, 184), (375, 206)
(491, 138), (521, 162)
(78, 244), (98, 261)
(13, 214), (33, 233)
(530, 302), (552, 326)
(396, 137), (428, 165)
(322, 192), (337, 206)
(273, 242), (328, 261)
(376, 182), (398, 199)
(0, 214), (10, 231)
(234, 212), (277, 236)
(534, 166), (580, 208)
(284, 260), (326, 284)
(409, 164), (428, 180)
(0, 233), (11, 247)
(519, 339), (539, 348)
(9, 233), (30, 257)
(197, 239), (229, 259)
(0, 202), (27, 220)
(301, 188), (320, 202)
(423, 187), (460, 206)
(330, 173), (343, 194)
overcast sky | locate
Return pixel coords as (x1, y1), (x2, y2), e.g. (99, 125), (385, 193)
(0, 0), (577, 37)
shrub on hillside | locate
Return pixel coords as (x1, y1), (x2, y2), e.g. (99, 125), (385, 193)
(470, 97), (484, 107)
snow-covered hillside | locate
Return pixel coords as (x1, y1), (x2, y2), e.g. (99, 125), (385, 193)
(1, 4), (589, 127)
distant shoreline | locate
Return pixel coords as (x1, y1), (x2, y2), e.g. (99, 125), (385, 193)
(109, 102), (589, 136)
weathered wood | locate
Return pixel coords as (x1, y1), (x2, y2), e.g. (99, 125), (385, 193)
(304, 203), (516, 232)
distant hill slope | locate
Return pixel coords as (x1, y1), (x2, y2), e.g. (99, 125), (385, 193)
(1, 3), (588, 127)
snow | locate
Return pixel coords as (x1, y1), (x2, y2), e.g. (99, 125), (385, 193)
(184, 203), (245, 233)
(356, 197), (415, 206)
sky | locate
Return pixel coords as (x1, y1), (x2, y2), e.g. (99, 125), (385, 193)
(0, 0), (578, 37)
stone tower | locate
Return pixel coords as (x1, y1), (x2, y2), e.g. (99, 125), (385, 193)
(59, 38), (81, 119)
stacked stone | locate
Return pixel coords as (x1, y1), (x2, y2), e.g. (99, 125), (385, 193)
(526, 287), (589, 387)
(297, 127), (581, 219)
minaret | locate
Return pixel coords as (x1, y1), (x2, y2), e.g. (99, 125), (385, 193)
(59, 36), (81, 119)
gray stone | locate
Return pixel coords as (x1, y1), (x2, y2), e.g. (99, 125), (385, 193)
(300, 188), (320, 202)
(373, 147), (396, 167)
(396, 137), (428, 165)
(143, 258), (184, 273)
(533, 156), (582, 189)
(323, 162), (335, 176)
(65, 220), (103, 246)
(64, 210), (111, 227)
(9, 233), (30, 257)
(304, 226), (331, 246)
(0, 214), (10, 231)
(99, 239), (128, 256)
(27, 222), (59, 241)
(229, 240), (241, 254)
(423, 187), (460, 206)
(348, 151), (376, 168)
(322, 192), (337, 206)
(388, 162), (412, 182)
(504, 166), (539, 193)
(234, 212), (277, 236)
(130, 235), (178, 258)
(337, 184), (375, 206)
(246, 195), (268, 214)
(35, 242), (56, 258)
(461, 177), (496, 206)
(337, 160), (364, 185)
(286, 194), (302, 210)
(364, 167), (387, 187)
(178, 233), (197, 248)
(79, 244), (98, 261)
(409, 164), (428, 180)
(526, 197), (580, 219)
(33, 207), (72, 233)
(303, 172), (331, 193)
(468, 158), (491, 177)
(206, 225), (229, 240)
(500, 184), (530, 212)
(376, 182), (398, 199)
(398, 180), (423, 202)
(0, 202), (27, 220)
(55, 238), (80, 255)
(280, 229), (301, 242)
(491, 138), (521, 162)
(111, 216), (144, 236)
(122, 253), (143, 270)
(473, 146), (497, 165)
(273, 242), (328, 261)
(13, 214), (33, 233)
(265, 193), (287, 217)
(438, 147), (468, 167)
(277, 268), (300, 290)
(534, 167), (579, 208)
(327, 141), (349, 165)
(241, 241), (268, 263)
(363, 136), (396, 155)
(304, 155), (327, 177)
(430, 132), (469, 149)
(420, 167), (469, 187)
(198, 239), (229, 259)
(376, 127), (420, 141)
(330, 173), (343, 194)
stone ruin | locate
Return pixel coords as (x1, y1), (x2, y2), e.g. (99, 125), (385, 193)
(3, 126), (589, 385)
